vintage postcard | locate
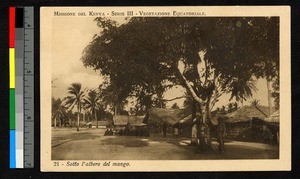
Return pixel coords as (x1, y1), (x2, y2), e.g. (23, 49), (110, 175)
(40, 6), (291, 172)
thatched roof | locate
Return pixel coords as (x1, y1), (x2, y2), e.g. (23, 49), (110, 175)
(128, 116), (146, 126)
(163, 106), (278, 126)
(264, 110), (279, 123)
(224, 106), (273, 123)
(144, 108), (188, 126)
(113, 115), (146, 126)
(84, 121), (111, 125)
(90, 120), (111, 126)
(113, 115), (128, 126)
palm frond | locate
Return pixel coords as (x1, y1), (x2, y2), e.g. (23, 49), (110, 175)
(229, 77), (257, 102)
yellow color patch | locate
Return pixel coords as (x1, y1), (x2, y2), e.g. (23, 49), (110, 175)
(9, 48), (15, 89)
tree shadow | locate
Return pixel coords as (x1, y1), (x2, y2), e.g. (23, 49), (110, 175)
(100, 136), (149, 147)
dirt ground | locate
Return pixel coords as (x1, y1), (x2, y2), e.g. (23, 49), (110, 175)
(51, 128), (279, 160)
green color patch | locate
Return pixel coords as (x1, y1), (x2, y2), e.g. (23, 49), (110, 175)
(9, 89), (15, 129)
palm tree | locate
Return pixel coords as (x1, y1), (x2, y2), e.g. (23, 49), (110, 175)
(84, 89), (102, 128)
(64, 83), (85, 131)
(85, 110), (92, 122)
(229, 77), (258, 110)
(99, 82), (128, 115)
(52, 98), (67, 128)
(230, 78), (257, 102)
(65, 110), (75, 127)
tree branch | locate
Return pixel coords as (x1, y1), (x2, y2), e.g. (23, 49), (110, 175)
(161, 96), (187, 102)
(204, 58), (209, 85)
(174, 68), (204, 104)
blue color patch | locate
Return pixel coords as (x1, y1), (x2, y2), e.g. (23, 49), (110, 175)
(10, 130), (16, 168)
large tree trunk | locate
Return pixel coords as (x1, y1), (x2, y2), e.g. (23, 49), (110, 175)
(191, 124), (198, 145)
(158, 92), (163, 108)
(69, 117), (71, 127)
(83, 110), (86, 123)
(174, 67), (214, 151)
(114, 105), (118, 115)
(95, 109), (98, 128)
(77, 105), (80, 132)
(190, 100), (198, 145)
(204, 97), (213, 150)
(198, 98), (213, 152)
(54, 117), (57, 128)
(59, 118), (62, 128)
(266, 77), (273, 116)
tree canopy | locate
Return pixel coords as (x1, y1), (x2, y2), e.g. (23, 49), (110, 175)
(81, 17), (279, 115)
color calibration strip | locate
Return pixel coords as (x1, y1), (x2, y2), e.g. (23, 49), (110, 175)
(9, 6), (34, 168)
(9, 6), (16, 169)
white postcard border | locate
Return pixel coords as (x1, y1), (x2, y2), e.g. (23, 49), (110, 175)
(40, 6), (291, 172)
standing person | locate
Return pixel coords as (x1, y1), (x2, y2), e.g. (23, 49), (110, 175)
(162, 121), (167, 137)
(199, 124), (207, 152)
(217, 116), (226, 153)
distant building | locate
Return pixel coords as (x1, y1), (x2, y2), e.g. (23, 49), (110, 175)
(143, 108), (189, 135)
(112, 115), (148, 136)
(86, 120), (112, 128)
(113, 115), (129, 130)
(214, 105), (278, 143)
(128, 116), (145, 127)
(113, 115), (146, 129)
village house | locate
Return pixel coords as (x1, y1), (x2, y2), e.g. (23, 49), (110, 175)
(143, 108), (189, 135)
(113, 115), (148, 136)
(218, 105), (277, 143)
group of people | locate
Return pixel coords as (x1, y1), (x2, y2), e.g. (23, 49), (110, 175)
(103, 128), (114, 136)
(104, 123), (150, 137)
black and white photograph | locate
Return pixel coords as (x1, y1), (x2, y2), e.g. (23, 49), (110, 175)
(40, 6), (291, 171)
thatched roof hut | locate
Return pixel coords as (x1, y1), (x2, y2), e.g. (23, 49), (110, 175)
(224, 106), (273, 123)
(128, 116), (146, 126)
(90, 120), (111, 126)
(113, 115), (129, 126)
(144, 108), (188, 126)
(113, 115), (146, 126)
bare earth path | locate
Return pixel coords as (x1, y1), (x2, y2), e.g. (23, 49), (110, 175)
(52, 128), (279, 160)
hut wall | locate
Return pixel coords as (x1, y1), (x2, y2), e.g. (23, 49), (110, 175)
(179, 125), (192, 137)
(148, 125), (175, 135)
(148, 125), (162, 134)
(225, 122), (251, 139)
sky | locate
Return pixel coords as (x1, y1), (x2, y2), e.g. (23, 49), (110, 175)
(51, 16), (274, 110)
(52, 17), (101, 96)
